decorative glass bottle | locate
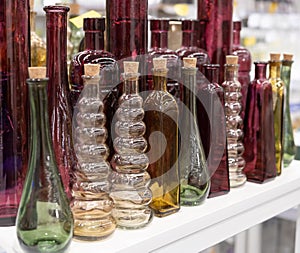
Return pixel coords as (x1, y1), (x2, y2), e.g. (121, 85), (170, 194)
(281, 53), (296, 167)
(201, 64), (230, 197)
(144, 58), (180, 217)
(44, 5), (77, 199)
(243, 62), (277, 183)
(269, 53), (284, 175)
(0, 0), (29, 226)
(110, 61), (153, 229)
(148, 19), (181, 98)
(222, 56), (246, 187)
(180, 58), (210, 206)
(72, 64), (116, 240)
(232, 21), (252, 120)
(16, 67), (73, 253)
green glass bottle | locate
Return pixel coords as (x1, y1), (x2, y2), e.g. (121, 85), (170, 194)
(16, 67), (73, 253)
(281, 53), (296, 167)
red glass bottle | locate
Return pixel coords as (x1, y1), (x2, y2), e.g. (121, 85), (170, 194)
(232, 21), (252, 120)
(44, 5), (77, 200)
(197, 0), (233, 83)
(0, 0), (29, 226)
(200, 64), (229, 197)
(243, 62), (277, 183)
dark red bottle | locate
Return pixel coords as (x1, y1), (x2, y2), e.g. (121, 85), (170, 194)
(44, 5), (77, 199)
(232, 21), (252, 120)
(243, 62), (277, 183)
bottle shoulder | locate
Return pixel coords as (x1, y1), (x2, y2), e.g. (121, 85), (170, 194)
(144, 90), (178, 113)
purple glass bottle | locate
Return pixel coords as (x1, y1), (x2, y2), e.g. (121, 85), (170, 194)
(232, 21), (252, 120)
(243, 62), (277, 183)
(44, 5), (77, 200)
(0, 0), (29, 226)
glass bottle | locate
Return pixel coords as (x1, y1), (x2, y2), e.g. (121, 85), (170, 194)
(201, 64), (230, 197)
(232, 21), (252, 120)
(144, 58), (180, 217)
(179, 58), (210, 206)
(222, 55), (246, 187)
(269, 53), (284, 175)
(0, 0), (29, 226)
(16, 67), (73, 253)
(148, 19), (181, 99)
(281, 53), (296, 167)
(243, 62), (277, 183)
(72, 64), (116, 240)
(197, 0), (233, 83)
(44, 5), (77, 199)
(110, 61), (153, 229)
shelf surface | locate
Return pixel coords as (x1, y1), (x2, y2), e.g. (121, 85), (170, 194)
(1, 161), (300, 253)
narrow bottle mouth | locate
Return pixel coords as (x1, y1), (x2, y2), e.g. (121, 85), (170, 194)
(43, 5), (70, 13)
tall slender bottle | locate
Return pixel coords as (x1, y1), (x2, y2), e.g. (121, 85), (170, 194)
(180, 58), (210, 206)
(44, 5), (77, 199)
(72, 64), (116, 240)
(232, 21), (252, 120)
(110, 61), (152, 229)
(16, 67), (73, 253)
(269, 53), (284, 175)
(243, 62), (277, 183)
(222, 56), (246, 187)
(0, 0), (29, 226)
(144, 58), (180, 217)
(281, 53), (296, 167)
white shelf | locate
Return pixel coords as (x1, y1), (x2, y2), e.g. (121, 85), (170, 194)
(1, 160), (300, 253)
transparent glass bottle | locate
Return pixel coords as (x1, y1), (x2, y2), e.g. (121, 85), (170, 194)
(110, 62), (153, 229)
(144, 58), (180, 217)
(281, 54), (296, 167)
(243, 62), (277, 183)
(179, 58), (210, 206)
(72, 64), (116, 240)
(16, 67), (73, 253)
(269, 53), (284, 175)
(222, 56), (246, 187)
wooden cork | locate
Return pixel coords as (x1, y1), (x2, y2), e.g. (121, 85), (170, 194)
(28, 67), (46, 79)
(283, 53), (293, 61)
(30, 0), (34, 9)
(270, 53), (281, 61)
(183, 57), (197, 68)
(84, 64), (100, 76)
(226, 55), (238, 65)
(124, 61), (139, 74)
(153, 58), (167, 69)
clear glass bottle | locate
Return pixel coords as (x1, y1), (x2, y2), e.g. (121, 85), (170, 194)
(202, 64), (230, 197)
(44, 5), (77, 199)
(243, 62), (277, 183)
(222, 55), (246, 187)
(281, 54), (296, 167)
(72, 64), (116, 240)
(0, 0), (29, 226)
(269, 53), (284, 175)
(16, 67), (73, 253)
(144, 58), (180, 217)
(110, 61), (153, 229)
(179, 58), (210, 206)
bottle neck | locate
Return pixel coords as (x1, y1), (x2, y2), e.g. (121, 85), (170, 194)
(233, 30), (241, 46)
(182, 67), (197, 91)
(30, 11), (36, 32)
(224, 64), (239, 81)
(151, 31), (168, 49)
(152, 69), (168, 91)
(123, 73), (140, 95)
(269, 61), (282, 79)
(182, 31), (197, 47)
(254, 63), (267, 80)
(84, 31), (105, 50)
(205, 67), (219, 84)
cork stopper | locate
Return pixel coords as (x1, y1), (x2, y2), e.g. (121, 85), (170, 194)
(69, 3), (80, 16)
(226, 55), (238, 65)
(283, 53), (293, 61)
(183, 57), (197, 68)
(270, 53), (281, 61)
(153, 58), (167, 69)
(84, 64), (100, 76)
(30, 0), (34, 10)
(28, 67), (47, 79)
(124, 61), (139, 74)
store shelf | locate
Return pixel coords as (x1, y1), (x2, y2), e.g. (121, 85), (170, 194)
(1, 161), (300, 253)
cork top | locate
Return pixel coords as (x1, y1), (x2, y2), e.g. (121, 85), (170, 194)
(84, 64), (100, 76)
(124, 61), (139, 74)
(30, 0), (34, 9)
(28, 67), (47, 79)
(270, 53), (281, 61)
(69, 3), (80, 15)
(283, 53), (293, 61)
(183, 57), (197, 68)
(226, 55), (238, 65)
(153, 58), (167, 69)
